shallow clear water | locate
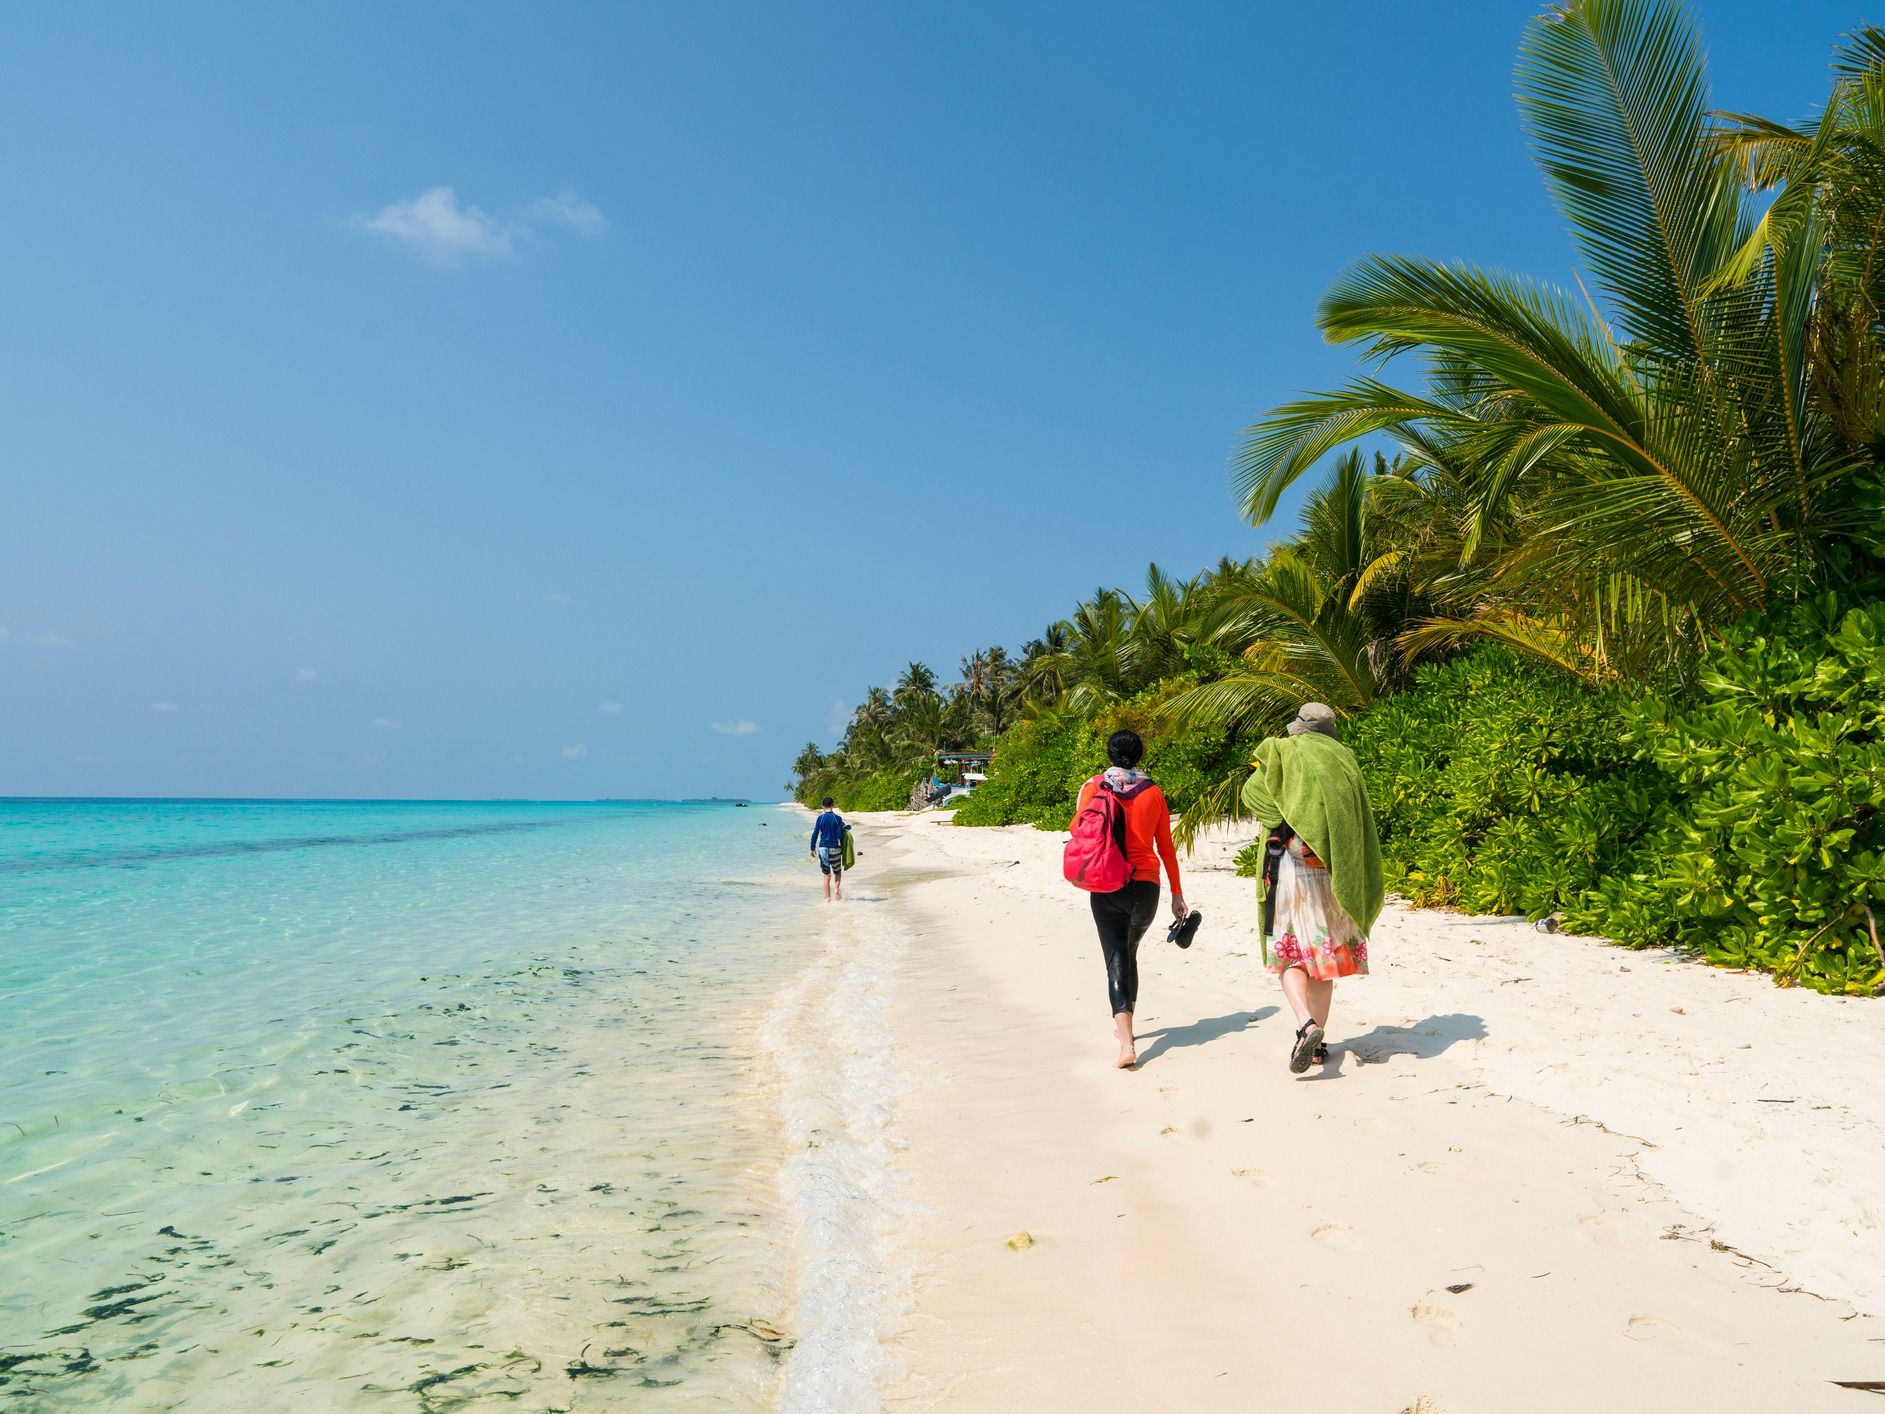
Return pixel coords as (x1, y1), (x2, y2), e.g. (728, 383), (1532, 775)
(0, 798), (819, 1410)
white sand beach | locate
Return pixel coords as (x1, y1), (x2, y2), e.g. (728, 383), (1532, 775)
(834, 810), (1885, 1414)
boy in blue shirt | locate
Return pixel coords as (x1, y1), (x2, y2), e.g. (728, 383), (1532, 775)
(809, 796), (851, 901)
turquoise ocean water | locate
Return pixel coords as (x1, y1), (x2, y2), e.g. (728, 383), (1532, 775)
(0, 798), (833, 1410)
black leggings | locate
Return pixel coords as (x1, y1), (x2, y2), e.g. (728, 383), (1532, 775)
(1090, 879), (1160, 1015)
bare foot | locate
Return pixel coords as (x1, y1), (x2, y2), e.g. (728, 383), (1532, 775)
(1116, 1044), (1137, 1069)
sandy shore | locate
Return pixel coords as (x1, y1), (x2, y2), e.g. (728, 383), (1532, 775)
(843, 809), (1885, 1414)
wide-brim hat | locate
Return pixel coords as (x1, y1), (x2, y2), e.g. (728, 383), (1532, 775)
(1286, 702), (1340, 739)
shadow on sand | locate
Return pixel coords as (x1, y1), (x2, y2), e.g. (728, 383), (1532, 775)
(1298, 1012), (1489, 1080)
(1133, 1007), (1279, 1066)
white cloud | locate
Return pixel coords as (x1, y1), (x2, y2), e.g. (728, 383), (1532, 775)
(529, 193), (608, 236)
(151, 701), (180, 713)
(355, 186), (607, 267)
(561, 743), (589, 760)
(295, 668), (318, 682)
(355, 186), (512, 266)
(824, 698), (850, 737)
(598, 701), (624, 714)
(371, 717), (401, 729)
(711, 718), (761, 737)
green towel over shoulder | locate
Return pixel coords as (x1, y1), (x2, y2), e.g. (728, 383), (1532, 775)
(1239, 732), (1385, 936)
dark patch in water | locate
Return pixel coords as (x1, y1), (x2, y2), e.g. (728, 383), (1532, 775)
(1, 816), (592, 876)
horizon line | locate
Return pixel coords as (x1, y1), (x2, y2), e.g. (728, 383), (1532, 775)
(0, 794), (784, 805)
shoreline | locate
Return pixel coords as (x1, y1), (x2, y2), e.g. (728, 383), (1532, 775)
(846, 809), (1884, 1412)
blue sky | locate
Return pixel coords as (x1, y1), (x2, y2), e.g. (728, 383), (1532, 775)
(0, 0), (1867, 800)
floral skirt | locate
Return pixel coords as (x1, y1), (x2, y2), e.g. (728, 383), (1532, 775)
(1265, 843), (1369, 980)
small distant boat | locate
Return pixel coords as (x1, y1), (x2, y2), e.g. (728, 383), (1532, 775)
(735, 802), (748, 808)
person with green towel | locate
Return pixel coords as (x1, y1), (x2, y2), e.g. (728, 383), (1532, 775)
(1240, 703), (1384, 1073)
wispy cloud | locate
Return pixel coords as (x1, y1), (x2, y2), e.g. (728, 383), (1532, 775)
(711, 719), (761, 737)
(598, 701), (624, 715)
(529, 193), (608, 236)
(371, 717), (401, 730)
(824, 698), (850, 738)
(295, 668), (318, 683)
(561, 743), (589, 760)
(355, 187), (511, 265)
(151, 701), (180, 713)
(355, 186), (607, 267)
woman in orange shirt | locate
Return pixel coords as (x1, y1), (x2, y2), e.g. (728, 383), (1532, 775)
(1071, 729), (1187, 1069)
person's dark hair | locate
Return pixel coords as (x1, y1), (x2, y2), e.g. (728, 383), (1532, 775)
(1106, 729), (1144, 769)
(820, 796), (835, 808)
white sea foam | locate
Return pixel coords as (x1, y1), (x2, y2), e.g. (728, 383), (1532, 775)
(763, 902), (913, 1413)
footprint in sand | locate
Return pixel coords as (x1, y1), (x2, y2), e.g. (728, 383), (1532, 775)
(1310, 1223), (1355, 1251)
(1578, 1214), (1626, 1248)
(1410, 1302), (1460, 1348)
(1624, 1313), (1721, 1356)
(1411, 1156), (1486, 1184)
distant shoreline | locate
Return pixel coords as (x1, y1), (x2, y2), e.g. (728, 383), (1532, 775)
(0, 793), (779, 805)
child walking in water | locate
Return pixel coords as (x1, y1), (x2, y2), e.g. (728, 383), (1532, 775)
(1241, 704), (1384, 1073)
(1070, 730), (1187, 1070)
(809, 797), (850, 902)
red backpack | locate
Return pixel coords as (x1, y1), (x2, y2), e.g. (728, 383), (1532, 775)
(1063, 776), (1132, 892)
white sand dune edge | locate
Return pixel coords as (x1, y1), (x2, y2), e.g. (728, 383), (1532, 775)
(837, 809), (1884, 1414)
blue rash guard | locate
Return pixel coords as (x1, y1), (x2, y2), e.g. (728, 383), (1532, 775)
(810, 811), (848, 851)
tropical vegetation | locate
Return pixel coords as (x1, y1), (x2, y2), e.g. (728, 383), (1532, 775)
(791, 0), (1885, 994)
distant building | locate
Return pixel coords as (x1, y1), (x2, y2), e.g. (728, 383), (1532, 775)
(926, 750), (995, 807)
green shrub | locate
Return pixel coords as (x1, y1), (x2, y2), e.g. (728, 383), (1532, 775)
(954, 678), (1249, 829)
(795, 770), (914, 812)
(1348, 646), (1669, 919)
(1351, 617), (1885, 995)
(843, 770), (916, 812)
(1573, 597), (1885, 995)
(952, 711), (1093, 828)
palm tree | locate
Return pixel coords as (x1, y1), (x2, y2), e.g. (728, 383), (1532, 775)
(1122, 563), (1207, 686)
(1059, 588), (1136, 715)
(894, 661), (940, 708)
(852, 686), (892, 733)
(959, 645), (1019, 737)
(1173, 451), (1398, 741)
(1019, 622), (1074, 711)
(1713, 27), (1885, 488)
(1231, 0), (1872, 675)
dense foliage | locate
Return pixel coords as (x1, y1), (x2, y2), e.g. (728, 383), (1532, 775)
(1346, 648), (1667, 918)
(1345, 612), (1885, 995)
(953, 680), (1246, 829)
(1573, 600), (1885, 995)
(791, 0), (1885, 995)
